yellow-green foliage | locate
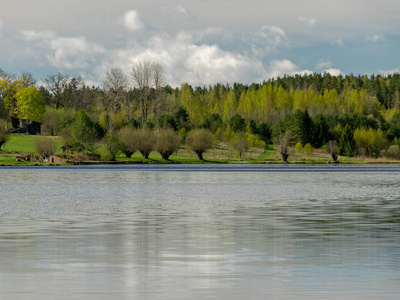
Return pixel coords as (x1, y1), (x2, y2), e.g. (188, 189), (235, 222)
(245, 133), (265, 148)
(354, 127), (387, 156)
(15, 87), (45, 123)
(295, 141), (303, 151)
(303, 143), (313, 155)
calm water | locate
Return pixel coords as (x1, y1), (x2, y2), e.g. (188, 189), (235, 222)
(0, 164), (400, 299)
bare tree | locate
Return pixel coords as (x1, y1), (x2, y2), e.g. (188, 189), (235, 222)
(278, 131), (290, 163)
(327, 140), (338, 162)
(103, 68), (129, 115)
(131, 61), (167, 125)
(131, 60), (153, 126)
(20, 71), (36, 87)
(43, 73), (70, 108)
(153, 63), (166, 115)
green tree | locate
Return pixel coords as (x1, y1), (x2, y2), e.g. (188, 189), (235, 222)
(103, 133), (121, 161)
(71, 110), (97, 153)
(339, 124), (356, 157)
(15, 87), (45, 123)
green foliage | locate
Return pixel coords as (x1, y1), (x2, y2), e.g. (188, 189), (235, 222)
(295, 141), (303, 151)
(256, 122), (272, 143)
(384, 144), (400, 159)
(42, 107), (61, 135)
(15, 87), (45, 123)
(313, 114), (331, 148)
(71, 110), (97, 153)
(230, 114), (246, 132)
(158, 114), (178, 130)
(354, 127), (387, 157)
(0, 119), (9, 149)
(339, 124), (356, 157)
(186, 128), (213, 160)
(102, 133), (121, 161)
(303, 143), (313, 155)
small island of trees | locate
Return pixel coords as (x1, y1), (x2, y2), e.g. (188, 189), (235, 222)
(2, 63), (400, 164)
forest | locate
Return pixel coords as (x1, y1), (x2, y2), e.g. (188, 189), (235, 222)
(2, 63), (400, 162)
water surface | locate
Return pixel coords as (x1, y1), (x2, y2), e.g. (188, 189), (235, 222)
(1, 165), (399, 299)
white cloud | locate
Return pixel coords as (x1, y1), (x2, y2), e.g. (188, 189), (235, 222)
(268, 59), (312, 79)
(97, 32), (268, 87)
(20, 30), (105, 70)
(297, 14), (317, 27)
(48, 36), (105, 69)
(366, 34), (384, 42)
(124, 10), (145, 32)
(379, 68), (400, 75)
(323, 68), (342, 76)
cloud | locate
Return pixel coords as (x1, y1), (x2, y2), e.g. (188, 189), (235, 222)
(48, 36), (105, 69)
(124, 10), (145, 32)
(97, 32), (268, 87)
(174, 5), (194, 20)
(323, 68), (342, 76)
(22, 30), (56, 41)
(316, 59), (333, 70)
(379, 68), (400, 75)
(268, 59), (312, 79)
(366, 34), (384, 42)
(20, 30), (105, 69)
(297, 14), (317, 27)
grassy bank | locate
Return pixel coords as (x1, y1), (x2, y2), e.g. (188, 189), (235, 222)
(1, 134), (399, 166)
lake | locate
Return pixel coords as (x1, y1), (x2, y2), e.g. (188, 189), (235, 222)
(0, 164), (400, 299)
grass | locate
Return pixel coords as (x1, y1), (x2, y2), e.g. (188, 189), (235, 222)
(1, 133), (400, 166)
(0, 134), (64, 166)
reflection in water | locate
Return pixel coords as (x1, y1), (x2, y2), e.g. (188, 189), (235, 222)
(0, 166), (400, 299)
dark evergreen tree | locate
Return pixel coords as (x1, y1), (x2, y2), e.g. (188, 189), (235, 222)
(339, 124), (356, 157)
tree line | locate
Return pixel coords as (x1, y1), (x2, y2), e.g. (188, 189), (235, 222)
(2, 65), (400, 161)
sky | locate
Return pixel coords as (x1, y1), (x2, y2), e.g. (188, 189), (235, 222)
(1, 0), (400, 87)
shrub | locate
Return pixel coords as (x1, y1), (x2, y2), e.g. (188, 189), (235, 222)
(386, 145), (400, 159)
(303, 143), (313, 155)
(156, 128), (180, 160)
(295, 141), (303, 152)
(186, 129), (213, 160)
(103, 133), (121, 161)
(35, 137), (56, 161)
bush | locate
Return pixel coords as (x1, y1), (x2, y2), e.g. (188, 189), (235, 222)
(295, 141), (303, 152)
(122, 128), (155, 159)
(303, 143), (313, 155)
(35, 137), (56, 161)
(186, 129), (213, 160)
(103, 133), (121, 161)
(156, 128), (180, 160)
(386, 145), (400, 159)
